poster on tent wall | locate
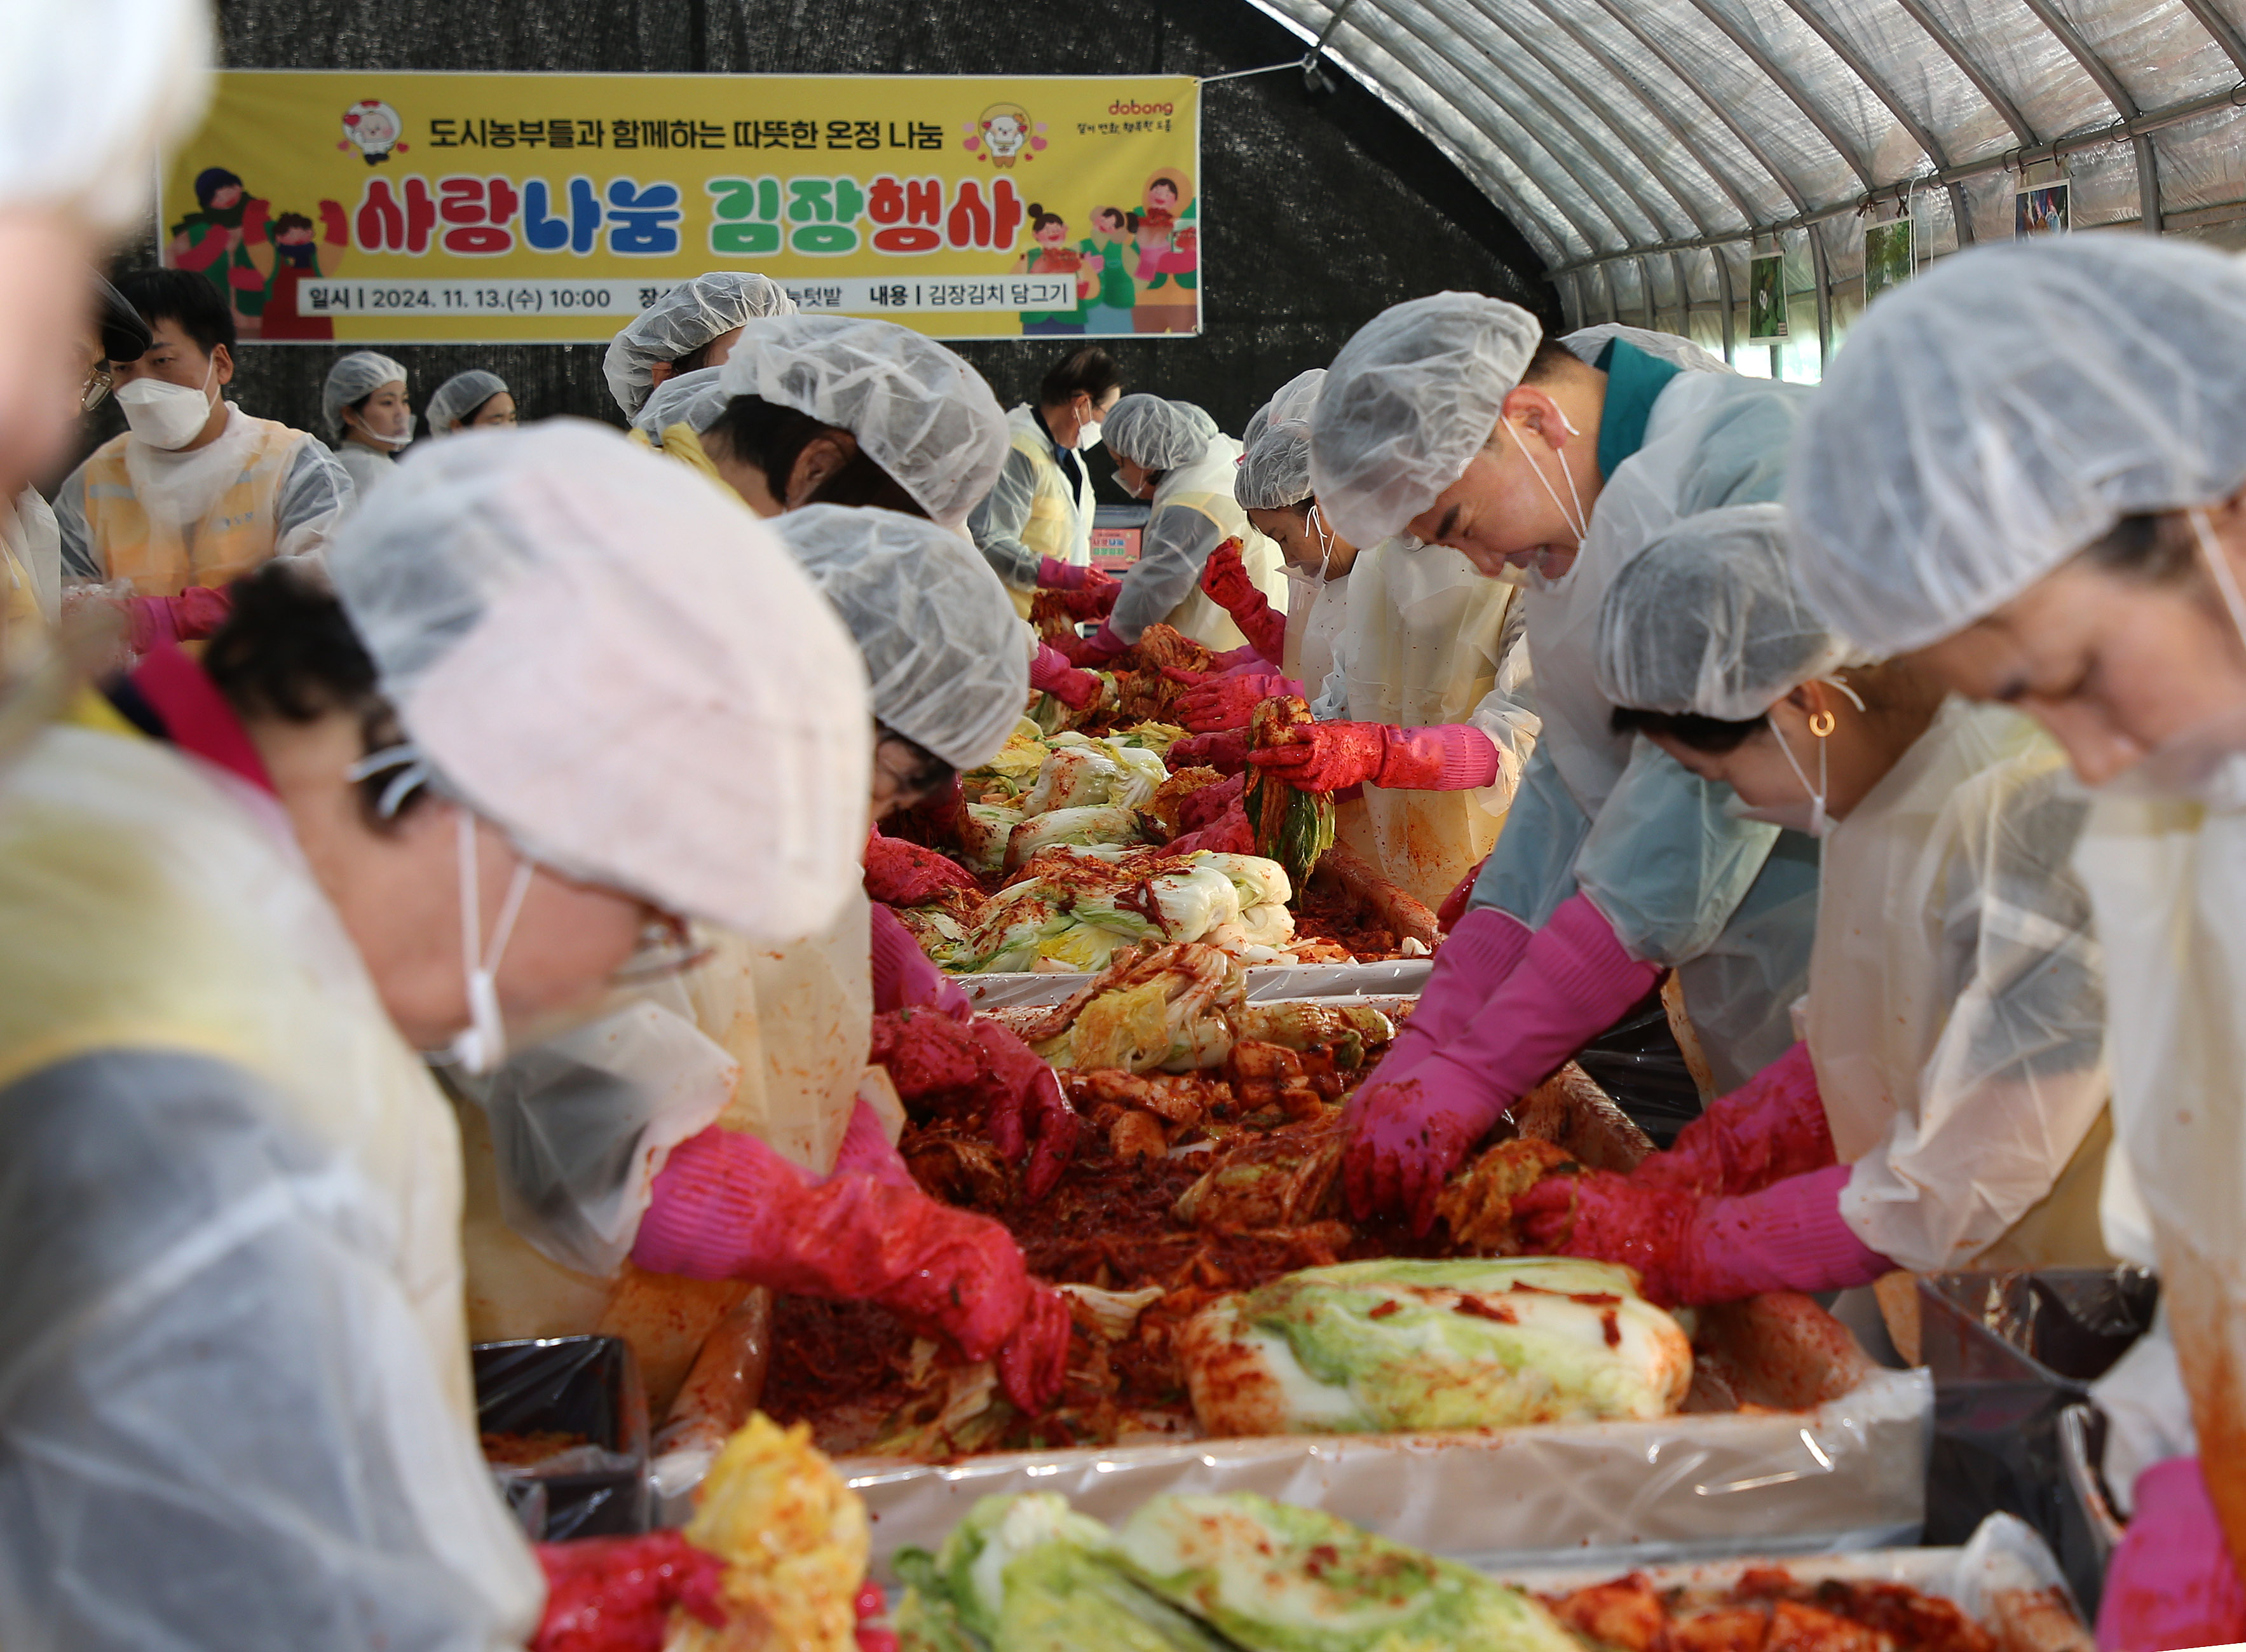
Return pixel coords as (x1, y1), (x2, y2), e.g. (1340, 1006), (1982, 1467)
(157, 71), (1202, 343)
(1746, 253), (1788, 343)
(1862, 218), (1913, 304)
(2017, 181), (2071, 238)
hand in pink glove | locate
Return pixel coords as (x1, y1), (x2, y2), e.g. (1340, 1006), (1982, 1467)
(1029, 642), (1105, 711)
(1054, 623), (1128, 667)
(1208, 644), (1277, 675)
(2098, 1457), (2246, 1652)
(124, 585), (235, 656)
(1166, 802), (1254, 856)
(1633, 1041), (1834, 1198)
(1371, 906), (1531, 1081)
(1368, 725), (1502, 792)
(863, 832), (979, 907)
(1249, 720), (1391, 791)
(1037, 556), (1118, 596)
(1170, 728), (1250, 775)
(1174, 770), (1246, 835)
(968, 1016), (1082, 1202)
(1167, 668), (1301, 734)
(831, 1096), (917, 1188)
(534, 1532), (726, 1652)
(1514, 1162), (1889, 1306)
(995, 1282), (1073, 1415)
(1343, 894), (1661, 1231)
(869, 901), (974, 1018)
(1199, 537), (1262, 612)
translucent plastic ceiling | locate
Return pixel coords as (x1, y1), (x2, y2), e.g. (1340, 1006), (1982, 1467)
(1243, 0), (2246, 362)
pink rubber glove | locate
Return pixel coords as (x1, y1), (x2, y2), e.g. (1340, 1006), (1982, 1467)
(1634, 1042), (1835, 1198)
(1514, 1162), (1890, 1307)
(869, 901), (974, 1018)
(1197, 538), (1288, 664)
(1166, 802), (1253, 855)
(868, 1006), (1081, 1201)
(1344, 893), (1660, 1231)
(124, 585), (233, 655)
(862, 831), (980, 907)
(2098, 1457), (2246, 1651)
(634, 1126), (1068, 1410)
(1248, 721), (1390, 791)
(1037, 556), (1117, 595)
(1170, 728), (1251, 775)
(534, 1532), (726, 1652)
(1370, 906), (1532, 1081)
(1054, 622), (1127, 667)
(1028, 642), (1103, 710)
(1167, 668), (1302, 734)
(1174, 770), (1246, 835)
(831, 1096), (916, 1189)
(1436, 856), (1491, 931)
(1370, 724), (1501, 791)
(1209, 644), (1276, 675)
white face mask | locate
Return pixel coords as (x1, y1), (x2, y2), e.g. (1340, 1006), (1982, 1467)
(439, 810), (536, 1076)
(1282, 503), (1336, 592)
(117, 359), (217, 451)
(355, 394), (415, 451)
(1722, 676), (1866, 839)
(1077, 413), (1103, 452)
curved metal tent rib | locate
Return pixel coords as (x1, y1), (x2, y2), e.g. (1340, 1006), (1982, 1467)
(1242, 0), (2246, 368)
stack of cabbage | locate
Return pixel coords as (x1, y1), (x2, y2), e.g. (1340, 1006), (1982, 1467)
(965, 847), (1295, 974)
(958, 723), (1177, 874)
(896, 1490), (1584, 1652)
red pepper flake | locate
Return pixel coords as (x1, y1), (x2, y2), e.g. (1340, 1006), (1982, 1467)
(1455, 1295), (1519, 1325)
(1601, 1309), (1621, 1348)
(1569, 1292), (1623, 1307)
(1368, 1300), (1403, 1320)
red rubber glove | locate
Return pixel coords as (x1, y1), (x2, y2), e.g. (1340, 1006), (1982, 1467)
(1038, 586), (1119, 625)
(1029, 643), (1104, 710)
(1344, 894), (1660, 1232)
(634, 1126), (1066, 1409)
(125, 585), (233, 655)
(1054, 623), (1127, 667)
(1208, 643), (1276, 675)
(831, 1096), (917, 1188)
(863, 832), (979, 907)
(1251, 722), (1500, 794)
(1037, 556), (1117, 596)
(1167, 668), (1301, 734)
(2098, 1457), (2246, 1651)
(1369, 906), (1531, 1081)
(868, 1006), (1081, 1201)
(533, 1532), (726, 1652)
(1174, 770), (1246, 835)
(1249, 721), (1391, 791)
(869, 901), (974, 1018)
(1633, 1042), (1835, 1198)
(1166, 802), (1254, 855)
(1514, 1162), (1889, 1307)
(1169, 728), (1251, 775)
(1199, 538), (1289, 665)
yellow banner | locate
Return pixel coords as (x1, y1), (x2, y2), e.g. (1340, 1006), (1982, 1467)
(160, 71), (1202, 343)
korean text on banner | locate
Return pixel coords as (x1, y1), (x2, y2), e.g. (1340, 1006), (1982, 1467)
(160, 72), (1202, 344)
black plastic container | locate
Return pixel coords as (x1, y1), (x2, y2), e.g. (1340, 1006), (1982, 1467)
(473, 1334), (652, 1541)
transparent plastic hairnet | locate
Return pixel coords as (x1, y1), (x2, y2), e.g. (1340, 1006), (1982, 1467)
(717, 314), (1007, 529)
(1309, 292), (1545, 551)
(601, 271), (794, 418)
(1596, 503), (1855, 722)
(326, 420), (872, 941)
(3, 0), (211, 230)
(1235, 369), (1326, 512)
(1103, 394), (1216, 472)
(632, 365), (730, 442)
(320, 351), (409, 439)
(772, 503), (1030, 770)
(422, 369), (508, 435)
(1788, 236), (2246, 656)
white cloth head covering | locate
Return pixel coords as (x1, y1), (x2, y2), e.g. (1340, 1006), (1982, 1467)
(326, 420), (871, 940)
(1788, 236), (2246, 656)
(717, 315), (1007, 529)
(602, 271), (794, 418)
(322, 350), (409, 439)
(1235, 369), (1325, 511)
(3, 0), (211, 230)
(632, 365), (730, 444)
(772, 503), (1029, 770)
(1310, 292), (1545, 550)
(1596, 502), (1854, 721)
(1103, 394), (1216, 472)
(423, 369), (508, 435)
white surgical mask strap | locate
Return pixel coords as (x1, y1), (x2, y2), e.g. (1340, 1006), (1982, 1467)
(1501, 414), (1590, 545)
(1818, 674), (1868, 713)
(450, 811), (535, 1074)
(1307, 503), (1333, 580)
(2190, 507), (2246, 657)
(1771, 717), (1828, 837)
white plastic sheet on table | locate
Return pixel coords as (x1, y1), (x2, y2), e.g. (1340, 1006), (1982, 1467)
(845, 1362), (1932, 1580)
(955, 960), (1434, 1011)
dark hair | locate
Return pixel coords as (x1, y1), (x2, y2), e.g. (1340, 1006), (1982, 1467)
(1609, 703), (1769, 754)
(1093, 205), (1134, 233)
(461, 392), (505, 425)
(1039, 345), (1123, 411)
(203, 562), (425, 826)
(876, 724), (955, 799)
(2081, 511), (2198, 584)
(1148, 179), (1180, 202)
(669, 334), (732, 377)
(702, 394), (926, 517)
(193, 167), (243, 207)
(271, 211), (314, 237)
(1028, 203), (1065, 233)
(118, 266), (236, 357)
(1520, 336), (1588, 385)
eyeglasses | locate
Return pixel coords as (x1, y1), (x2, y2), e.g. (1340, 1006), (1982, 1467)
(80, 363), (113, 414)
(611, 911), (714, 986)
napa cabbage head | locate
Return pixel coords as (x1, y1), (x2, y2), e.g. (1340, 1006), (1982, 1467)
(1006, 804), (1143, 866)
(1147, 864), (1242, 942)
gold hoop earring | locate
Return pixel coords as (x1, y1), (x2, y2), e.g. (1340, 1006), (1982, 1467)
(1809, 709), (1836, 738)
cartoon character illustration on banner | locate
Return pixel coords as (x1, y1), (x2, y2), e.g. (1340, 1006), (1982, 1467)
(965, 102), (1045, 169)
(259, 202), (352, 339)
(169, 167), (277, 338)
(1015, 202), (1095, 336)
(1079, 204), (1137, 336)
(340, 99), (407, 166)
(1132, 167), (1197, 335)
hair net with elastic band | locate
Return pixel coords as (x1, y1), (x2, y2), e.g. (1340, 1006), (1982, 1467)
(423, 369), (508, 435)
(322, 351), (409, 439)
(4, 0), (211, 230)
(602, 271), (793, 417)
(771, 504), (1029, 770)
(1788, 236), (2246, 657)
(1310, 292), (1545, 550)
(325, 421), (872, 941)
(1596, 502), (1856, 722)
(717, 314), (1007, 529)
(633, 365), (730, 442)
(1235, 369), (1326, 512)
(1103, 394), (1215, 472)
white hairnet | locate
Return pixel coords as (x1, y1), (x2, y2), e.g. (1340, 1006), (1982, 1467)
(321, 351), (408, 439)
(423, 369), (508, 435)
(602, 272), (794, 417)
(327, 420), (872, 941)
(717, 315), (1007, 529)
(771, 503), (1030, 770)
(1595, 503), (1854, 722)
(4, 0), (211, 231)
(632, 365), (729, 443)
(1309, 292), (1545, 550)
(1103, 394), (1216, 472)
(1789, 236), (2246, 656)
(1235, 369), (1326, 511)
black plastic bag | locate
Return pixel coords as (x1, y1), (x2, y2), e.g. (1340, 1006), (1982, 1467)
(473, 1334), (652, 1541)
